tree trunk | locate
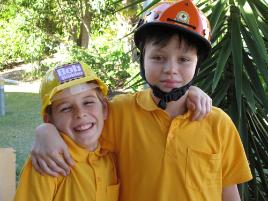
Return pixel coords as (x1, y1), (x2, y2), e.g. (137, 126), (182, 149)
(78, 1), (92, 48)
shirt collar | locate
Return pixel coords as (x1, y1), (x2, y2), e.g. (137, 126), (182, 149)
(136, 89), (193, 119)
(61, 134), (108, 162)
(136, 88), (159, 111)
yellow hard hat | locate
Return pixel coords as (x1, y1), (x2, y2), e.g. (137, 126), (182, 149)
(40, 62), (108, 116)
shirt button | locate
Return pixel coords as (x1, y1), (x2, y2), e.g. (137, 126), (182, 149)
(168, 134), (174, 140)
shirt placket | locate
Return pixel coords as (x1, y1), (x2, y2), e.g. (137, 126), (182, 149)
(165, 119), (179, 156)
(88, 153), (105, 201)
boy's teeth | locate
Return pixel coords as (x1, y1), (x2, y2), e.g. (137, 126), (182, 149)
(75, 123), (93, 131)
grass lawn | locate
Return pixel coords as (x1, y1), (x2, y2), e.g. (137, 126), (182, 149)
(0, 92), (42, 181)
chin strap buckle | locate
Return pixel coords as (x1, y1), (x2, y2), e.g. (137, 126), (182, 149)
(158, 99), (167, 109)
(152, 81), (192, 110)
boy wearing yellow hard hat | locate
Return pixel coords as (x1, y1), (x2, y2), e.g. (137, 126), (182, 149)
(14, 62), (119, 201)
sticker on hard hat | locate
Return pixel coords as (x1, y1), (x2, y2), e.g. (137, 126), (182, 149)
(176, 11), (189, 24)
(55, 63), (85, 83)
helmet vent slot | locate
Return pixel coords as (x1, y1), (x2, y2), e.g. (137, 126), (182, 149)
(167, 18), (196, 30)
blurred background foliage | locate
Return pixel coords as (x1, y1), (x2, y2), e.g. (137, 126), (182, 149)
(0, 0), (141, 91)
(0, 0), (268, 200)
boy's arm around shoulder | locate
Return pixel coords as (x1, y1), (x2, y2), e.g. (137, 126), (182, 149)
(13, 157), (59, 201)
(101, 93), (135, 153)
(31, 123), (74, 177)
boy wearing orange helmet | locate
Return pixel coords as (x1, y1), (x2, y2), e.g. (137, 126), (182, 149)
(126, 1), (252, 200)
(14, 63), (119, 201)
(30, 1), (252, 201)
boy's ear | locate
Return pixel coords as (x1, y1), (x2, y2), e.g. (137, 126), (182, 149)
(103, 98), (109, 120)
(43, 113), (51, 123)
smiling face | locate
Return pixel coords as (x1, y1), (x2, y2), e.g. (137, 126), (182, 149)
(46, 83), (107, 151)
(143, 35), (198, 93)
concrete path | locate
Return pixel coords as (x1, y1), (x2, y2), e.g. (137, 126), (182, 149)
(0, 63), (40, 93)
(3, 81), (40, 93)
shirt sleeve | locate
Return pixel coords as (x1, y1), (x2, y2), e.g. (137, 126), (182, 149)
(100, 95), (126, 153)
(219, 113), (253, 187)
(13, 157), (57, 201)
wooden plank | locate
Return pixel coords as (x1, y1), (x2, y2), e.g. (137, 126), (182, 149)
(0, 148), (16, 201)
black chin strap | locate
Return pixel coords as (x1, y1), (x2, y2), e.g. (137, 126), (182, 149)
(150, 81), (192, 109)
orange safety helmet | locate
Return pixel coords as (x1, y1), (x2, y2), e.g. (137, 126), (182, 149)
(134, 0), (212, 58)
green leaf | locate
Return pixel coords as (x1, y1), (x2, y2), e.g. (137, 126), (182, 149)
(242, 74), (256, 112)
(243, 53), (268, 113)
(228, 89), (240, 127)
(257, 19), (268, 43)
(239, 101), (248, 148)
(250, 134), (268, 191)
(212, 36), (231, 92)
(239, 2), (268, 64)
(123, 72), (142, 89)
(254, 112), (268, 147)
(249, 0), (268, 20)
(209, 0), (225, 34)
(210, 13), (227, 42)
(236, 0), (247, 6)
(136, 0), (160, 16)
(196, 71), (215, 92)
(115, 0), (145, 13)
(212, 79), (230, 106)
(230, 5), (242, 118)
(241, 26), (268, 85)
(197, 0), (212, 12)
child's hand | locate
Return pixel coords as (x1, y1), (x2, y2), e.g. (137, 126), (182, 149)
(187, 86), (212, 121)
(31, 123), (74, 177)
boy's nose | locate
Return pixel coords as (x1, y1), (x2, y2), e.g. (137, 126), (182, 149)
(163, 60), (179, 74)
(74, 107), (88, 119)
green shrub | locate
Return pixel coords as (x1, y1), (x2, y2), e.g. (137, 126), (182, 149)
(70, 42), (140, 92)
(0, 9), (59, 70)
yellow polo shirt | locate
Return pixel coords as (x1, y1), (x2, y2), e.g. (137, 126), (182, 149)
(101, 89), (252, 201)
(14, 134), (119, 201)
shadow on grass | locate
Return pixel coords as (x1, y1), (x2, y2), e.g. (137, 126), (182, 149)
(0, 92), (42, 181)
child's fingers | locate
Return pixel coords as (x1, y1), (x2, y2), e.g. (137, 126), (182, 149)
(192, 95), (211, 121)
(31, 156), (45, 175)
(191, 110), (200, 121)
(50, 153), (72, 175)
(201, 95), (212, 119)
(207, 97), (212, 113)
(62, 149), (75, 167)
(46, 157), (69, 176)
(187, 101), (195, 111)
(37, 158), (60, 177)
(191, 98), (202, 121)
